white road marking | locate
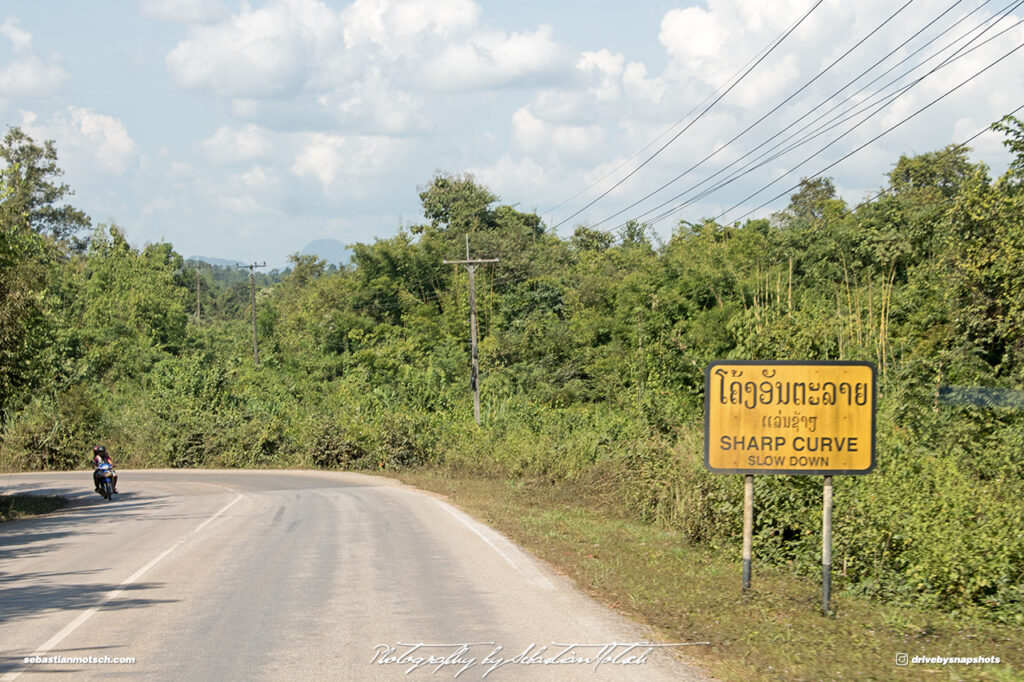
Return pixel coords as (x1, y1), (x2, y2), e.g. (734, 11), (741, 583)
(432, 498), (555, 590)
(2, 493), (244, 681)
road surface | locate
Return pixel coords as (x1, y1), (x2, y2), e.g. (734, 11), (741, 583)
(0, 470), (709, 680)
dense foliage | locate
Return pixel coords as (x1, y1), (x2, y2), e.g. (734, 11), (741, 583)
(2, 120), (1023, 624)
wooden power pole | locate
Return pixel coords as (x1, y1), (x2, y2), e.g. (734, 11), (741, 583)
(239, 262), (267, 364)
(444, 236), (498, 425)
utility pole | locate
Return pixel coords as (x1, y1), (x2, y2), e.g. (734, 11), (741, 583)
(239, 262), (267, 364)
(444, 236), (498, 426)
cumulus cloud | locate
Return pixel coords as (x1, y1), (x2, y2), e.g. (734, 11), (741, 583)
(577, 49), (624, 102)
(0, 18), (69, 98)
(340, 0), (480, 51)
(0, 56), (69, 98)
(468, 153), (548, 203)
(164, 0), (569, 123)
(70, 108), (139, 173)
(166, 1), (314, 98)
(21, 108), (138, 174)
(0, 16), (32, 52)
(623, 62), (666, 104)
(511, 106), (605, 163)
(290, 132), (411, 196)
(316, 67), (430, 135)
(421, 24), (565, 91)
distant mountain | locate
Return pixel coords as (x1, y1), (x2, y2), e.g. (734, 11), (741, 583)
(300, 239), (351, 265)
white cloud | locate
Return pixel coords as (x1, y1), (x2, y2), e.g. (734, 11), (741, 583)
(0, 55), (69, 98)
(20, 107), (138, 174)
(512, 107), (546, 150)
(0, 17), (32, 52)
(511, 105), (605, 162)
(577, 49), (624, 102)
(222, 194), (262, 213)
(68, 108), (139, 173)
(290, 133), (411, 195)
(468, 153), (548, 203)
(138, 0), (230, 23)
(340, 0), (480, 51)
(623, 62), (666, 104)
(161, 0), (568, 139)
(0, 18), (68, 98)
(201, 124), (274, 164)
(421, 24), (564, 91)
(166, 1), (313, 98)
(316, 67), (430, 135)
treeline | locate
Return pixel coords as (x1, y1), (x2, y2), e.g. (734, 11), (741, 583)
(2, 119), (1023, 624)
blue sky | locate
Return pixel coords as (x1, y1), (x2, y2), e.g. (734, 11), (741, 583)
(2, 0), (1021, 268)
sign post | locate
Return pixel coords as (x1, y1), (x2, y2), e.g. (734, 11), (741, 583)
(822, 475), (833, 614)
(704, 360), (876, 610)
(742, 474), (753, 592)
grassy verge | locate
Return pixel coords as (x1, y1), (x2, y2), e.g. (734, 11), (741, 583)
(0, 494), (67, 522)
(394, 467), (1022, 681)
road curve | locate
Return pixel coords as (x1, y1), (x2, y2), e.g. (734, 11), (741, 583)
(0, 470), (708, 680)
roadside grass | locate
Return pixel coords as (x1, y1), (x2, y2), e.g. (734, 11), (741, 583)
(0, 494), (67, 522)
(395, 467), (1023, 681)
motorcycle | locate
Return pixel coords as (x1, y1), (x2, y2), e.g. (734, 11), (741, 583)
(95, 462), (116, 500)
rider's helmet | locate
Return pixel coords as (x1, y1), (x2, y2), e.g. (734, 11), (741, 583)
(93, 445), (107, 456)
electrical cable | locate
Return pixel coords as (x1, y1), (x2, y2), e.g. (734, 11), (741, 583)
(539, 5), (804, 218)
(630, 1), (1024, 231)
(585, 0), (923, 231)
(851, 101), (1024, 209)
(715, 40), (1024, 225)
(640, 6), (1024, 228)
(655, 0), (1023, 224)
(549, 0), (827, 231)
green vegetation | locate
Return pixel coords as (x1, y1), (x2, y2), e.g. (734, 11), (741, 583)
(2, 118), (1024, 633)
(396, 469), (1022, 681)
(0, 493), (67, 522)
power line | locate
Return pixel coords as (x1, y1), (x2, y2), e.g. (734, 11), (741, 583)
(851, 102), (1024, 208)
(715, 40), (1024, 225)
(631, 0), (1024, 231)
(539, 4), (810, 218)
(665, 0), (1022, 220)
(606, 0), (1015, 231)
(585, 0), (922, 232)
(549, 0), (827, 231)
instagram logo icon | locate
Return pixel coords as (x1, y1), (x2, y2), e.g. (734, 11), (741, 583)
(896, 654), (909, 666)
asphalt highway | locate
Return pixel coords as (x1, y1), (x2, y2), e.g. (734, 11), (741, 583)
(0, 470), (708, 680)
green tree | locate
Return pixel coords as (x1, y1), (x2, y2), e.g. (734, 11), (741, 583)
(991, 114), (1024, 186)
(415, 172), (498, 235)
(69, 226), (189, 379)
(0, 184), (56, 413)
(0, 127), (90, 242)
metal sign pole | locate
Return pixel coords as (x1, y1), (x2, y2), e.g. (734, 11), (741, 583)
(703, 360), (875, 613)
(822, 475), (833, 615)
(743, 474), (753, 591)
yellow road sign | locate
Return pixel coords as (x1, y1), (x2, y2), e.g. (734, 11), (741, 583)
(704, 361), (876, 475)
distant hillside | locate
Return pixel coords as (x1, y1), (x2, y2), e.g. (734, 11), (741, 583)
(300, 239), (350, 265)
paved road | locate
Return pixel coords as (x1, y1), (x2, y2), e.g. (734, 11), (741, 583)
(0, 470), (708, 680)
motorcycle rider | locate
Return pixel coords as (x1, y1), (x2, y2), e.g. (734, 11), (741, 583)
(91, 445), (118, 494)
